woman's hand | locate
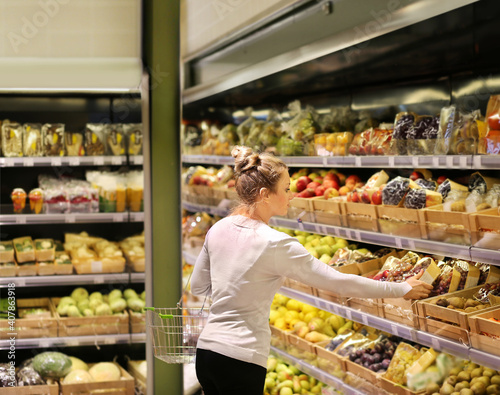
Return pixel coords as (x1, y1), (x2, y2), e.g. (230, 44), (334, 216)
(403, 270), (434, 300)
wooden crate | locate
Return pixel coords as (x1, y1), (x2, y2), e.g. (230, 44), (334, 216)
(311, 197), (346, 227)
(344, 202), (379, 232)
(269, 325), (288, 350)
(382, 298), (420, 328)
(377, 206), (423, 239)
(417, 286), (498, 343)
(17, 262), (37, 276)
(346, 297), (384, 317)
(379, 376), (425, 395)
(285, 332), (316, 354)
(315, 288), (346, 305)
(0, 383), (59, 395)
(0, 262), (16, 277)
(127, 360), (147, 395)
(469, 207), (500, 249)
(60, 363), (134, 395)
(72, 257), (126, 274)
(356, 257), (382, 276)
(344, 358), (379, 385)
(52, 297), (129, 337)
(468, 308), (500, 356)
(37, 262), (56, 276)
(286, 278), (315, 296)
(0, 298), (57, 339)
(417, 204), (472, 245)
(314, 341), (346, 371)
(129, 310), (145, 333)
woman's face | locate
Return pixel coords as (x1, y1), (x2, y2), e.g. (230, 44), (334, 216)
(268, 170), (293, 216)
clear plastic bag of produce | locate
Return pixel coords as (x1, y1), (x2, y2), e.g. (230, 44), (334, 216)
(473, 281), (500, 304)
(64, 130), (85, 156)
(280, 100), (320, 155)
(407, 115), (440, 155)
(468, 171), (500, 195)
(406, 352), (458, 391)
(391, 112), (416, 155)
(1, 121), (23, 157)
(215, 123), (238, 155)
(84, 123), (106, 156)
(67, 180), (94, 213)
(200, 121), (220, 155)
(435, 105), (456, 154)
(447, 110), (482, 155)
(384, 342), (423, 385)
(442, 189), (469, 212)
(244, 119), (266, 152)
(479, 94), (500, 154)
(431, 262), (453, 296)
(354, 110), (379, 134)
(124, 123), (143, 155)
(105, 124), (126, 156)
(42, 123), (65, 156)
(236, 107), (256, 145)
(23, 123), (43, 156)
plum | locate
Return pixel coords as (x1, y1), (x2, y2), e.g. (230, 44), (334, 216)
(381, 359), (391, 370)
(370, 363), (382, 372)
(372, 353), (382, 363)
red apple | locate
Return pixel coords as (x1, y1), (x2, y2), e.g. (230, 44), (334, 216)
(338, 185), (352, 196)
(324, 172), (340, 184)
(351, 190), (360, 203)
(410, 171), (424, 181)
(336, 173), (346, 185)
(361, 189), (372, 204)
(307, 181), (321, 190)
(345, 175), (362, 186)
(323, 179), (340, 191)
(315, 185), (326, 196)
(323, 187), (339, 199)
(296, 176), (312, 192)
(371, 189), (382, 205)
(297, 188), (315, 198)
(488, 113), (500, 130)
(436, 176), (447, 185)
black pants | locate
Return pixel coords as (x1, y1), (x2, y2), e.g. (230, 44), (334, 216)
(195, 348), (266, 395)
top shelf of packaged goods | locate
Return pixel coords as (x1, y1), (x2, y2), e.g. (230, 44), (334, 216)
(0, 155), (144, 168)
(0, 212), (144, 225)
(181, 155), (500, 170)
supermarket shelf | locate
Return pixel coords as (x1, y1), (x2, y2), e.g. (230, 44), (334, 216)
(0, 212), (144, 225)
(270, 346), (365, 395)
(182, 201), (232, 217)
(0, 272), (145, 288)
(0, 156), (127, 167)
(0, 333), (146, 350)
(279, 287), (500, 371)
(181, 154), (500, 169)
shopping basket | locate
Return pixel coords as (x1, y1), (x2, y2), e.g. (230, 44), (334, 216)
(145, 303), (209, 364)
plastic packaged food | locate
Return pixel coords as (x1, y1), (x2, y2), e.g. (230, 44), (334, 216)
(11, 188), (27, 213)
(468, 171), (500, 195)
(436, 178), (468, 200)
(124, 123), (143, 155)
(39, 176), (69, 214)
(84, 123), (106, 156)
(67, 180), (94, 213)
(1, 121), (23, 157)
(236, 107), (256, 146)
(449, 110), (481, 155)
(215, 123), (238, 155)
(0, 241), (15, 263)
(64, 131), (85, 156)
(415, 178), (437, 191)
(474, 282), (500, 304)
(182, 120), (202, 155)
(280, 100), (319, 156)
(442, 189), (469, 212)
(407, 115), (440, 155)
(384, 342), (423, 386)
(13, 236), (35, 263)
(23, 123), (43, 156)
(126, 171), (144, 212)
(479, 94), (500, 154)
(42, 123), (65, 156)
(403, 188), (442, 209)
(382, 176), (412, 206)
(29, 188), (44, 214)
(391, 112), (416, 155)
(243, 119), (266, 151)
(106, 124), (126, 156)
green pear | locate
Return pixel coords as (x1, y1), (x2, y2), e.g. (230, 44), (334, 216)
(294, 235), (307, 245)
(319, 254), (331, 264)
(315, 244), (333, 257)
(306, 247), (319, 259)
(320, 236), (335, 246)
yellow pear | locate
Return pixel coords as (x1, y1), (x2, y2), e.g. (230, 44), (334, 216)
(286, 299), (301, 312)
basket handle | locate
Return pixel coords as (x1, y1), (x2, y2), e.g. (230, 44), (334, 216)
(144, 307), (174, 319)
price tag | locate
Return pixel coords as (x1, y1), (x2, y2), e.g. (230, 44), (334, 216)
(410, 329), (418, 342)
(408, 239), (415, 250)
(446, 156), (454, 168)
(91, 261), (103, 273)
(355, 157), (362, 167)
(133, 156), (144, 165)
(39, 339), (50, 348)
(104, 337), (116, 345)
(332, 305), (339, 315)
(431, 337), (440, 350)
(345, 310), (352, 320)
(388, 156), (395, 167)
(395, 238), (402, 249)
(345, 230), (352, 240)
(113, 214), (125, 222)
(93, 157), (105, 166)
(391, 324), (399, 336)
(353, 230), (360, 241)
(24, 158), (34, 167)
(432, 156), (440, 167)
(69, 157), (80, 166)
(322, 157), (328, 167)
(51, 157), (62, 167)
(94, 275), (105, 284)
(66, 339), (80, 347)
(16, 216), (26, 224)
(362, 315), (369, 325)
(65, 215), (76, 223)
(459, 156), (468, 168)
(16, 278), (25, 287)
(111, 156), (123, 165)
(412, 156), (419, 167)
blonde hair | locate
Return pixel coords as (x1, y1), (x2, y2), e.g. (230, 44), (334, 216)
(231, 146), (287, 214)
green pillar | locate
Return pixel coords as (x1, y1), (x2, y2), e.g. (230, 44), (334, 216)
(143, 0), (183, 394)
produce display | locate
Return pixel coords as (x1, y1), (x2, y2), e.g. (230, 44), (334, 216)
(0, 119), (143, 157)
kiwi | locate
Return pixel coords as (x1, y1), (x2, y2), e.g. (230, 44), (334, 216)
(446, 376), (458, 386)
(486, 384), (500, 395)
(491, 376), (500, 385)
(427, 383), (441, 394)
(458, 372), (472, 382)
(471, 368), (484, 378)
(470, 382), (486, 395)
(478, 377), (492, 388)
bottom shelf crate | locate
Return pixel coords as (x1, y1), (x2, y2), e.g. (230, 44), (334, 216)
(0, 384), (59, 395)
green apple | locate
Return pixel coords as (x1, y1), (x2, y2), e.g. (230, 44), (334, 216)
(265, 377), (276, 390)
(319, 254), (331, 264)
(294, 235), (307, 245)
(315, 244), (332, 257)
(320, 236), (336, 246)
(306, 247), (319, 259)
(294, 230), (310, 237)
(306, 234), (319, 243)
(310, 238), (321, 247)
(357, 248), (370, 254)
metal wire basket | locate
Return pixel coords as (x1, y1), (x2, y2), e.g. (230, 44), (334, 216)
(145, 306), (209, 364)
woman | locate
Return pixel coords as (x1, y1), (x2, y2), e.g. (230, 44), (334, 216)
(191, 146), (432, 395)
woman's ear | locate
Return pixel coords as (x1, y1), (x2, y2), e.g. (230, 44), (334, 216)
(259, 187), (270, 201)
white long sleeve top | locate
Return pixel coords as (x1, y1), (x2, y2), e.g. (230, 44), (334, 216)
(190, 215), (412, 368)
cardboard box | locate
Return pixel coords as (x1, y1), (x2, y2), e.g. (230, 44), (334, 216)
(34, 239), (55, 261)
(13, 237), (36, 263)
(0, 298), (57, 339)
(0, 262), (16, 277)
(54, 252), (73, 275)
(344, 202), (379, 232)
(0, 383), (59, 395)
(469, 207), (500, 249)
(52, 297), (129, 337)
(17, 261), (37, 276)
(334, 263), (360, 275)
(377, 205), (423, 239)
(60, 363), (134, 395)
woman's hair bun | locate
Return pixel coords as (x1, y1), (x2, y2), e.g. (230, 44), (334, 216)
(232, 145), (260, 174)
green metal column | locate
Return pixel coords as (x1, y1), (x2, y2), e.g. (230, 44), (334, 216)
(143, 0), (183, 394)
